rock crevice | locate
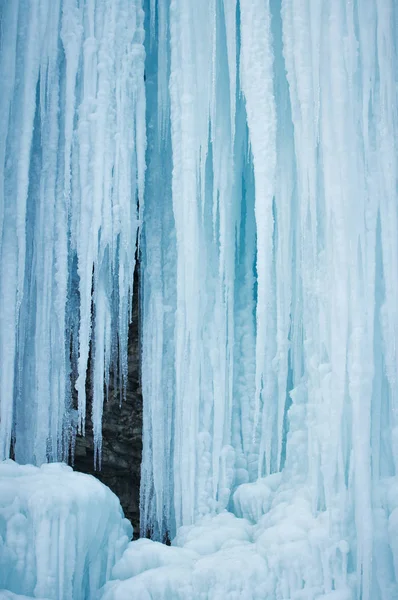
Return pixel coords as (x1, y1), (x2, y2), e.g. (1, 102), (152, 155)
(73, 265), (142, 537)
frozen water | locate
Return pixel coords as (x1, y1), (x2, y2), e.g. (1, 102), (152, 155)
(1, 0), (398, 599)
(0, 0), (145, 465)
(0, 461), (131, 600)
(100, 394), (354, 599)
(0, 593), (49, 600)
(139, 0), (398, 598)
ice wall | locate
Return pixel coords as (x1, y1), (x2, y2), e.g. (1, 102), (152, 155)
(0, 0), (145, 465)
(1, 0), (398, 598)
(140, 0), (398, 598)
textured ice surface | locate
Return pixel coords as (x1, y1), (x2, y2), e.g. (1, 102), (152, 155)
(0, 461), (131, 600)
(1, 0), (398, 599)
(101, 402), (356, 599)
(100, 507), (353, 599)
(0, 0), (145, 466)
(140, 0), (398, 598)
(102, 475), (398, 599)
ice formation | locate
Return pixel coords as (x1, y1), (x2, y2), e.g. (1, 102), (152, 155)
(0, 593), (47, 600)
(0, 0), (145, 465)
(1, 0), (398, 598)
(139, 0), (398, 598)
(0, 461), (131, 599)
(0, 593), (49, 600)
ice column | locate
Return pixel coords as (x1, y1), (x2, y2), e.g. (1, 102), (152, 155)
(0, 0), (146, 465)
(141, 1), (398, 598)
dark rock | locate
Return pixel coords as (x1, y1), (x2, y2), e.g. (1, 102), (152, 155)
(73, 263), (142, 539)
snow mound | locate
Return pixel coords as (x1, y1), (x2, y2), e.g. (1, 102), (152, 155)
(0, 461), (132, 600)
(99, 479), (353, 600)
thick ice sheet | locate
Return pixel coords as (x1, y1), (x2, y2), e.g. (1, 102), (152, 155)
(0, 461), (131, 600)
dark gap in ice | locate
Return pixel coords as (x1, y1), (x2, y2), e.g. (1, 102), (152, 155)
(72, 258), (143, 539)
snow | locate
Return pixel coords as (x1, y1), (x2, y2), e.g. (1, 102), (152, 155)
(99, 492), (353, 599)
(99, 392), (355, 599)
(0, 461), (131, 600)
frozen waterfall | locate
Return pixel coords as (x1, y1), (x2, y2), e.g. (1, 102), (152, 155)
(1, 0), (398, 598)
(0, 0), (146, 465)
(142, 0), (398, 597)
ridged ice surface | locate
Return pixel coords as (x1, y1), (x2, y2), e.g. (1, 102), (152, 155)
(139, 0), (398, 598)
(0, 0), (145, 465)
(1, 0), (398, 599)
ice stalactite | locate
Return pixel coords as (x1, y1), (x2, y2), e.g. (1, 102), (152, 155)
(1, 0), (398, 597)
(140, 0), (398, 598)
(0, 0), (146, 465)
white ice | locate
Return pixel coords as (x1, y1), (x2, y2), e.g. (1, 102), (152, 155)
(1, 0), (398, 599)
(140, 0), (398, 598)
(0, 0), (145, 466)
(0, 461), (131, 600)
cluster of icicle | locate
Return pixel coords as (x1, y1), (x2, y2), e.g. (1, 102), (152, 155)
(0, 0), (146, 465)
(1, 0), (398, 597)
(140, 1), (398, 599)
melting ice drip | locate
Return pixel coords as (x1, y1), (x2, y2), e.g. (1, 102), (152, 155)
(1, 0), (398, 598)
(0, 0), (146, 465)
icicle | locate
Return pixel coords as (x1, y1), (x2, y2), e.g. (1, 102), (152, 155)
(239, 0), (277, 475)
(222, 0), (237, 145)
(0, 0), (146, 465)
(2, 2), (398, 597)
(168, 0), (202, 527)
(0, 0), (20, 460)
(142, 0), (397, 595)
